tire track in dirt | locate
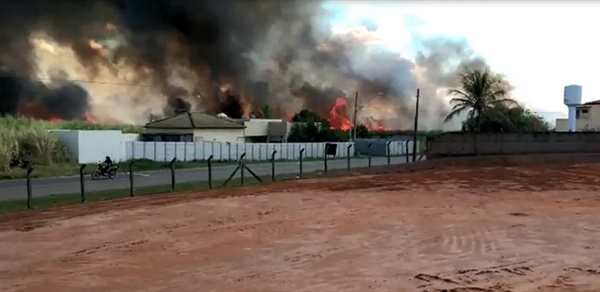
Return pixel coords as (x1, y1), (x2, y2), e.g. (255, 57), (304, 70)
(415, 261), (535, 291)
(416, 225), (517, 261)
(70, 239), (149, 256)
(415, 261), (600, 292)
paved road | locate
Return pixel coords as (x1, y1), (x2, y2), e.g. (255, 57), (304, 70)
(0, 157), (415, 201)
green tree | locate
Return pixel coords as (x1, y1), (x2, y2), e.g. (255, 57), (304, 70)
(287, 110), (340, 142)
(291, 109), (323, 123)
(354, 124), (369, 138)
(261, 105), (272, 119)
(462, 105), (551, 132)
(444, 69), (518, 131)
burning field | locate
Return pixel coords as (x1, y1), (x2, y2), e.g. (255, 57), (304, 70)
(0, 158), (598, 292)
(0, 0), (504, 130)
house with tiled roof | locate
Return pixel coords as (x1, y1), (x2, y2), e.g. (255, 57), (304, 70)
(143, 111), (246, 142)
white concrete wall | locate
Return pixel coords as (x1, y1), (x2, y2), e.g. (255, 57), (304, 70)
(122, 133), (141, 141)
(49, 130), (79, 161)
(123, 140), (414, 162)
(144, 128), (193, 135)
(54, 130), (418, 163)
(52, 130), (123, 163)
(193, 128), (245, 143)
(242, 119), (293, 137)
(78, 130), (123, 163)
(244, 119), (272, 136)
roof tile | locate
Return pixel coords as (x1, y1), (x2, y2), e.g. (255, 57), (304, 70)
(144, 112), (245, 129)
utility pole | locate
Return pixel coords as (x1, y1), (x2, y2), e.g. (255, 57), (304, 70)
(352, 91), (359, 142)
(412, 89), (420, 162)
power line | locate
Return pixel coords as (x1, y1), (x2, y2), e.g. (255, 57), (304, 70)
(40, 77), (156, 87)
(0, 73), (156, 88)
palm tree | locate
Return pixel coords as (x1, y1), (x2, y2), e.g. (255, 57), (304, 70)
(444, 69), (518, 132)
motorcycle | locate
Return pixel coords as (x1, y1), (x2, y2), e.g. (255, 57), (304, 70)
(91, 163), (118, 180)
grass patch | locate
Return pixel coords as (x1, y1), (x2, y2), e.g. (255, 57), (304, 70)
(0, 169), (357, 215)
(0, 155), (388, 180)
(0, 159), (233, 180)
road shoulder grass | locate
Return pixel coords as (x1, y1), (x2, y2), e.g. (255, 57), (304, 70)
(0, 159), (235, 180)
(0, 168), (365, 215)
(0, 155), (396, 180)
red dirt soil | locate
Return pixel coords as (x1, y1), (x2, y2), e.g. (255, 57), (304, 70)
(0, 161), (599, 292)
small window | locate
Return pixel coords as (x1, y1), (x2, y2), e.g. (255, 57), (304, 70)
(578, 108), (591, 119)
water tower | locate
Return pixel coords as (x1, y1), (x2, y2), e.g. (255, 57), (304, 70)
(563, 85), (582, 132)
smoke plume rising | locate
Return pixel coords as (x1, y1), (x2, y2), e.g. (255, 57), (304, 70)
(0, 0), (505, 130)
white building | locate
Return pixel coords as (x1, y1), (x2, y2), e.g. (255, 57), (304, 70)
(144, 112), (246, 143)
(143, 112), (292, 143)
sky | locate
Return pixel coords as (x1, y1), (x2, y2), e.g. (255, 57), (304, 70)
(324, 1), (600, 115)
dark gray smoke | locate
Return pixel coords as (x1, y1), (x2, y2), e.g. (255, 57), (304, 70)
(0, 0), (501, 129)
(0, 0), (324, 119)
(0, 68), (91, 119)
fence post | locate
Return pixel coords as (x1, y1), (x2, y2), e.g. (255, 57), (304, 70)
(129, 161), (135, 197)
(405, 141), (409, 163)
(271, 150), (277, 181)
(413, 135), (418, 163)
(367, 143), (372, 168)
(386, 141), (391, 165)
(207, 155), (213, 189)
(239, 153), (246, 185)
(170, 158), (176, 191)
(227, 143), (231, 162)
(324, 145), (328, 174)
(26, 167), (33, 210)
(346, 144), (352, 171)
(79, 164), (86, 203)
(299, 148), (305, 178)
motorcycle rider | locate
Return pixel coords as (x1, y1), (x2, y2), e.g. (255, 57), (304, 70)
(100, 156), (114, 173)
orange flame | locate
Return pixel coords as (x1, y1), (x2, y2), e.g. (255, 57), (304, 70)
(16, 101), (96, 123)
(83, 113), (96, 123)
(328, 97), (351, 131)
(327, 97), (390, 132)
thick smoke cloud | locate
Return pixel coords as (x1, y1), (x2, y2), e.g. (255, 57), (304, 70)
(0, 0), (500, 129)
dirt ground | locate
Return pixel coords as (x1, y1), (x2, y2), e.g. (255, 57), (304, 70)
(0, 160), (599, 292)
